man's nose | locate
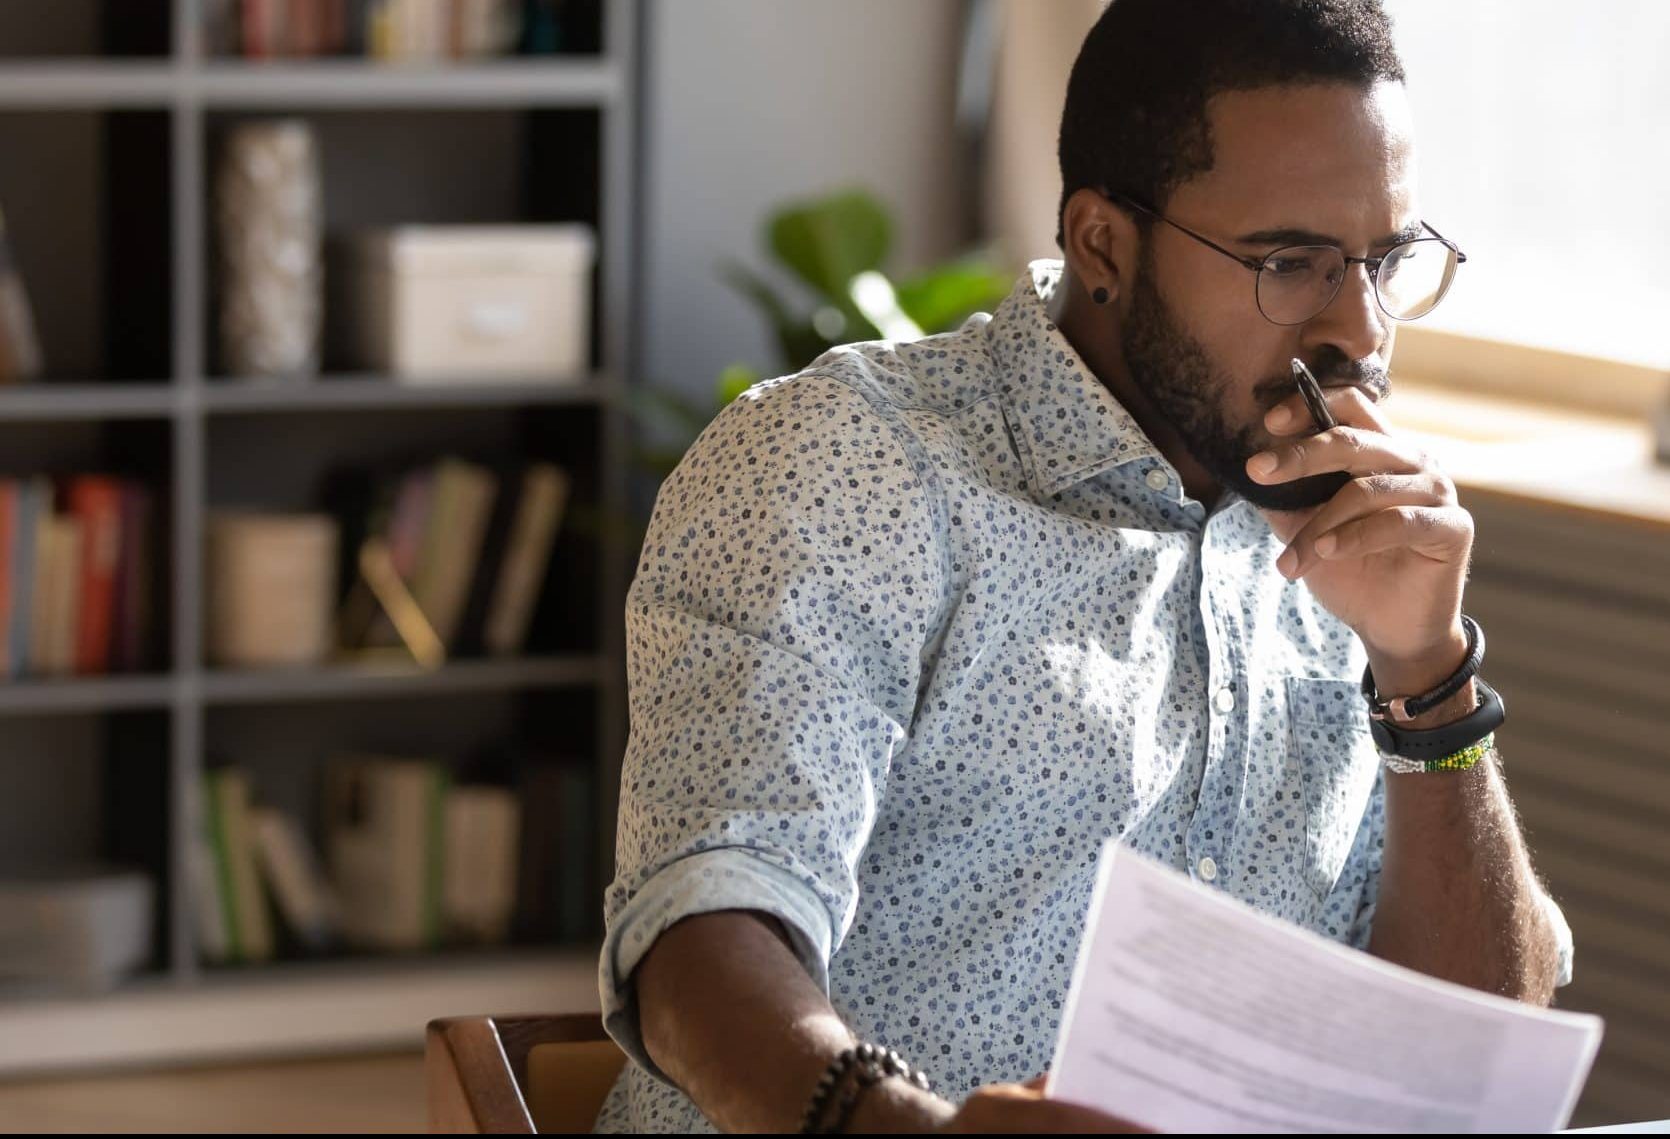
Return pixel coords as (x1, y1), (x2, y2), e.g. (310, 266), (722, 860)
(1305, 262), (1386, 365)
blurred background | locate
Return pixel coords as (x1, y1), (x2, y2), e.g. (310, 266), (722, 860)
(0, 0), (1662, 1131)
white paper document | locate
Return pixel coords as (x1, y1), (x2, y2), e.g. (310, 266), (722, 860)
(1048, 842), (1604, 1133)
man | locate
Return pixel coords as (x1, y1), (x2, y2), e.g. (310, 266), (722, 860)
(596, 0), (1573, 1131)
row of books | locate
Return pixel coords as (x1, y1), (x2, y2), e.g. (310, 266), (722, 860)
(211, 0), (579, 60)
(335, 457), (572, 659)
(195, 754), (596, 963)
(0, 477), (154, 680)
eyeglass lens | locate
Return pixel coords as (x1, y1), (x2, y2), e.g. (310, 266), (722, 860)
(1255, 240), (1459, 325)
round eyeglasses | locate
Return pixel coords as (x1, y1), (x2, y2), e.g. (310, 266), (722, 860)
(1102, 190), (1467, 326)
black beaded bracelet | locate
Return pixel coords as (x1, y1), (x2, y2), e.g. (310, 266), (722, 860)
(799, 1042), (933, 1134)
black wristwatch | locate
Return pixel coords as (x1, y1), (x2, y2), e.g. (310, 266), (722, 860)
(1367, 676), (1505, 760)
(1361, 614), (1505, 759)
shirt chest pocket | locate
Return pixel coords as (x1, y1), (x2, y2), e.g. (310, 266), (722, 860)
(1284, 675), (1381, 901)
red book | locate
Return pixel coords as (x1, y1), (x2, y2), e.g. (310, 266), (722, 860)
(0, 479), (14, 677)
(111, 485), (153, 674)
(68, 476), (124, 676)
(243, 0), (269, 58)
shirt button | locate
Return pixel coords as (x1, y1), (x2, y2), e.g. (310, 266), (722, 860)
(1198, 856), (1219, 882)
(1213, 687), (1236, 714)
(1145, 468), (1169, 491)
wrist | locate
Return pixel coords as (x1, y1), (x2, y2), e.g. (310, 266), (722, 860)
(844, 1078), (956, 1134)
(1364, 621), (1468, 703)
(1384, 677), (1478, 732)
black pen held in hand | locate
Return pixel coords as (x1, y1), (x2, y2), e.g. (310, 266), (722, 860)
(1290, 357), (1337, 432)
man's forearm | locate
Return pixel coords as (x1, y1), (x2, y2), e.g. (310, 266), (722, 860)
(634, 909), (952, 1133)
(1364, 677), (1562, 1003)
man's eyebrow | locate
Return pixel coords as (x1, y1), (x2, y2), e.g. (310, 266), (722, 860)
(1234, 222), (1426, 249)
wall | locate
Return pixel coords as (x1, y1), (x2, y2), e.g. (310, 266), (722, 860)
(637, 0), (970, 407)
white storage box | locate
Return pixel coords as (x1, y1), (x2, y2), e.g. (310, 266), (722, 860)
(0, 868), (153, 992)
(343, 224), (596, 383)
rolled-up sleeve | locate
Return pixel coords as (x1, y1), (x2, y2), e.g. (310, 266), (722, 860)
(598, 372), (947, 1081)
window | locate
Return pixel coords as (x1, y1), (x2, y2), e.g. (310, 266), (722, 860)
(1386, 0), (1670, 370)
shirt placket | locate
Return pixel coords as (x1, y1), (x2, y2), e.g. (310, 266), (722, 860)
(1188, 512), (1249, 888)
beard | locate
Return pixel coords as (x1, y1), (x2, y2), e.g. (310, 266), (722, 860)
(1118, 266), (1387, 513)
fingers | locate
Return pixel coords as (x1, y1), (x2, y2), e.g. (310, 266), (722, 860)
(1307, 504), (1474, 566)
(1247, 424), (1433, 487)
(948, 1083), (1152, 1134)
(1275, 472), (1458, 579)
(1264, 382), (1391, 437)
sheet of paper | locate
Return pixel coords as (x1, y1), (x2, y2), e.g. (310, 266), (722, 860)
(1047, 841), (1603, 1133)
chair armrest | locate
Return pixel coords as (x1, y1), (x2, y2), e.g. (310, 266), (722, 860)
(427, 1017), (537, 1134)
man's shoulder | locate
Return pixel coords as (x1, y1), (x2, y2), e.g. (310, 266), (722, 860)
(778, 315), (1002, 423)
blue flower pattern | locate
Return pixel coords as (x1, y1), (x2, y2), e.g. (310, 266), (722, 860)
(592, 261), (1544, 1132)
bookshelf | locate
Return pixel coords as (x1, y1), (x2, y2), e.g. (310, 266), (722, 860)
(0, 0), (637, 1069)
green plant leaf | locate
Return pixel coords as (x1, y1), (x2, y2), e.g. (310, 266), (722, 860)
(894, 261), (1014, 334)
(720, 258), (805, 339)
(717, 364), (762, 405)
(767, 190), (891, 302)
(624, 385), (714, 435)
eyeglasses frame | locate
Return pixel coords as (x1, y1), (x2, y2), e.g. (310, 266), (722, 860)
(1099, 188), (1468, 325)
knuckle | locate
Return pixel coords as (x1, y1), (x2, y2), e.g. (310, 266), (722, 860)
(1357, 473), (1394, 499)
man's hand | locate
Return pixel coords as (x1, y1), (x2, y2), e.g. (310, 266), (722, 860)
(847, 1072), (1147, 1133)
(937, 1076), (1148, 1133)
(1247, 384), (1473, 688)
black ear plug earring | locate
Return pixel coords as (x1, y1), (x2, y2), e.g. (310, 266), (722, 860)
(1092, 286), (1109, 304)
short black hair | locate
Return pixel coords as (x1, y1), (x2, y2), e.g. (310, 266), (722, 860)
(1056, 0), (1406, 247)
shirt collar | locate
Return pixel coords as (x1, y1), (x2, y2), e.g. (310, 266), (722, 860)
(986, 260), (1166, 500)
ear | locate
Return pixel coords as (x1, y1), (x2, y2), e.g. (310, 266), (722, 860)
(1060, 187), (1143, 307)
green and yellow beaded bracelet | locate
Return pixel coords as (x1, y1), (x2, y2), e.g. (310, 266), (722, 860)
(1380, 733), (1495, 775)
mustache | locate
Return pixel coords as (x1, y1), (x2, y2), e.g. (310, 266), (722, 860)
(1254, 349), (1389, 407)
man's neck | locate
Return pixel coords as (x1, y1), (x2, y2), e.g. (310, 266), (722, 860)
(1045, 265), (1223, 511)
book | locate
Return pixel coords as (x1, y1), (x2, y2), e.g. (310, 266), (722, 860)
(46, 514), (83, 677)
(252, 807), (341, 952)
(203, 0), (241, 56)
(362, 466), (433, 650)
(111, 484), (152, 674)
(241, 0), (270, 58)
(31, 511), (81, 678)
(325, 755), (450, 951)
(205, 767), (275, 963)
(191, 779), (233, 963)
(292, 0), (321, 57)
(388, 468), (433, 585)
(452, 462), (522, 658)
(67, 476), (124, 676)
(442, 784), (521, 945)
(0, 203), (43, 384)
(411, 458), (497, 649)
(484, 463), (569, 656)
(7, 478), (45, 678)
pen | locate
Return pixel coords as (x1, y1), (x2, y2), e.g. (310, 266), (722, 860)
(1290, 357), (1337, 432)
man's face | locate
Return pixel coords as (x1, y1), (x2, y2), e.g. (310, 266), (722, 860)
(1122, 80), (1418, 510)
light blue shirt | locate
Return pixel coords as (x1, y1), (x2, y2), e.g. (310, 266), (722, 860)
(594, 260), (1572, 1132)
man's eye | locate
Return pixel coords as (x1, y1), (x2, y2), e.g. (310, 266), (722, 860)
(1265, 255), (1317, 277)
